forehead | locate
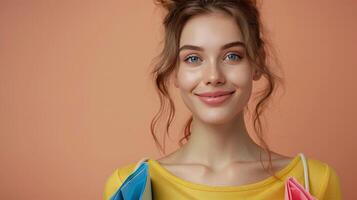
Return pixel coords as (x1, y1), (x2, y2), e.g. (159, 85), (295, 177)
(179, 11), (243, 48)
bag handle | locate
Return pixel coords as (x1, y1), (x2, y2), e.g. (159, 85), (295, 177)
(298, 152), (310, 192)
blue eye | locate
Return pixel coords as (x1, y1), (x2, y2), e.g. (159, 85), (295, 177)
(225, 53), (242, 61)
(184, 55), (201, 64)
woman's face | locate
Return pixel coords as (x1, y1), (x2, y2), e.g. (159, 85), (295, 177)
(175, 11), (260, 125)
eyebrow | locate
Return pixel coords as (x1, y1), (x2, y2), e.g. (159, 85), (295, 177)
(179, 41), (246, 52)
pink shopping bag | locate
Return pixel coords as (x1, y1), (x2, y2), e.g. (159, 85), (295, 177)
(285, 176), (317, 200)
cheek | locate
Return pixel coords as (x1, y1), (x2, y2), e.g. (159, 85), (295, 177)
(176, 68), (201, 113)
(176, 68), (200, 91)
(176, 66), (253, 91)
(226, 67), (253, 88)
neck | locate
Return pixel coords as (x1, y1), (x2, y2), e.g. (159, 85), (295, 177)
(179, 112), (263, 168)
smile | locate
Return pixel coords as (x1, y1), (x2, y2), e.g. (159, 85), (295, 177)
(196, 91), (235, 106)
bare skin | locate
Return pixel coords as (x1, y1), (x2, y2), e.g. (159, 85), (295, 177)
(156, 11), (294, 186)
(156, 146), (294, 186)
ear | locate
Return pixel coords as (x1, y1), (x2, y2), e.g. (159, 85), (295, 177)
(253, 69), (262, 81)
(172, 70), (178, 88)
(172, 67), (179, 88)
(173, 74), (179, 88)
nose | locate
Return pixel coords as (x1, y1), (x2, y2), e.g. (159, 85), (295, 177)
(203, 61), (225, 86)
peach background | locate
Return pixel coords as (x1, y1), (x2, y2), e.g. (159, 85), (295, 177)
(0, 0), (356, 199)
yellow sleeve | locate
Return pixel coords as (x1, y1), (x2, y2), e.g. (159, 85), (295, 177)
(319, 164), (343, 200)
(103, 168), (123, 200)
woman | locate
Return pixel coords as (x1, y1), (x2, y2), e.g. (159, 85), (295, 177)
(103, 0), (342, 199)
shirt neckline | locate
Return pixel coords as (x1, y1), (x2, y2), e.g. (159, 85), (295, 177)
(148, 153), (301, 192)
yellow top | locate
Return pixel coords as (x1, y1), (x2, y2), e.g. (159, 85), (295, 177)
(103, 154), (342, 199)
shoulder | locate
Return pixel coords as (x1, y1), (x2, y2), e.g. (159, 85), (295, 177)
(102, 163), (137, 200)
(306, 157), (342, 199)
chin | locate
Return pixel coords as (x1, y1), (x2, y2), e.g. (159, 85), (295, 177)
(193, 109), (239, 125)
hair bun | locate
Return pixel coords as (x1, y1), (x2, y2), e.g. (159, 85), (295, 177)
(154, 0), (180, 10)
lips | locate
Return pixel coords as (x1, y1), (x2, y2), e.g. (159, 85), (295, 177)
(195, 90), (235, 106)
(195, 90), (235, 97)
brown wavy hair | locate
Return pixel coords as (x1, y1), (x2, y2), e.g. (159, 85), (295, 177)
(150, 0), (285, 181)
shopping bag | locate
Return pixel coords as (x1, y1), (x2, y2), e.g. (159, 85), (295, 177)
(285, 176), (317, 200)
(110, 159), (152, 200)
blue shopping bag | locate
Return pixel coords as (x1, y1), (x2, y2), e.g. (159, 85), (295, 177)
(110, 158), (152, 200)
